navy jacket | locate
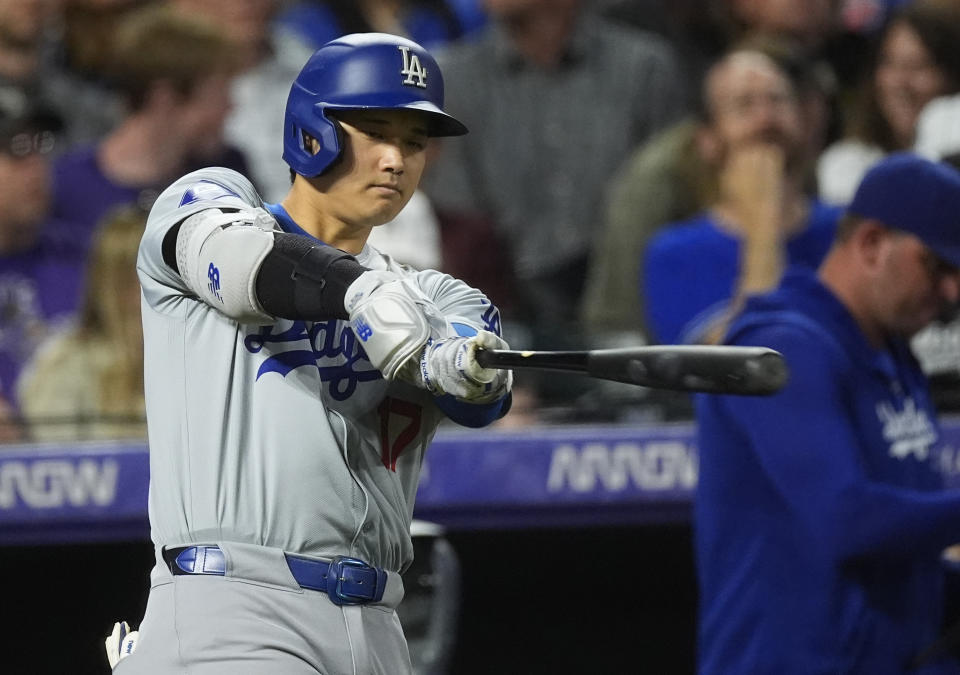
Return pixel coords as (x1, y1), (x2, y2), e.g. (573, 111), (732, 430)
(695, 268), (960, 674)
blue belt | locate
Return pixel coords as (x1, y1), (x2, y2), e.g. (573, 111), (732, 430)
(163, 545), (387, 606)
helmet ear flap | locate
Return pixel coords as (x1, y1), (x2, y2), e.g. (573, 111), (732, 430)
(288, 109), (345, 177)
(312, 116), (346, 176)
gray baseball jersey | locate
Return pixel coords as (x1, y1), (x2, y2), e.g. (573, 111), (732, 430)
(137, 166), (502, 573)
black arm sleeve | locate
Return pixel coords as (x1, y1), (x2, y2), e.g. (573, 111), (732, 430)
(161, 222), (182, 273)
(254, 232), (367, 320)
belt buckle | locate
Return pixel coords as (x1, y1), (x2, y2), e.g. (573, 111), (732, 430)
(325, 556), (380, 606)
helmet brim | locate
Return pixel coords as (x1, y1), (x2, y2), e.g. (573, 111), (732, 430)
(325, 101), (467, 137)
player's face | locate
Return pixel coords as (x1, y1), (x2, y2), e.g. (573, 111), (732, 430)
(871, 232), (960, 337)
(875, 20), (949, 148)
(317, 109), (428, 229)
(706, 52), (804, 165)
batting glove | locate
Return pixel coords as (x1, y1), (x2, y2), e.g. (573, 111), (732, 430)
(414, 330), (512, 402)
(345, 271), (431, 379)
(105, 620), (139, 669)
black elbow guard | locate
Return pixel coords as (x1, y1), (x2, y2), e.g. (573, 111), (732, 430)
(255, 233), (366, 320)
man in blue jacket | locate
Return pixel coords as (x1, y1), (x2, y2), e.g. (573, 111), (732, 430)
(695, 153), (960, 674)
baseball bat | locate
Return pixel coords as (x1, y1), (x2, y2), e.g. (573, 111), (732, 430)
(474, 345), (789, 396)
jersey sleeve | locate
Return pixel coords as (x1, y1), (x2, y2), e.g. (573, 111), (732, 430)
(137, 167), (266, 311)
(405, 267), (510, 426)
(701, 322), (960, 563)
(409, 267), (504, 339)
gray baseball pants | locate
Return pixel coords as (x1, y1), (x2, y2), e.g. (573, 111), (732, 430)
(114, 541), (410, 675)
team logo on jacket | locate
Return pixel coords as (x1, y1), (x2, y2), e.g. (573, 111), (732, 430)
(244, 320), (379, 400)
(398, 46), (427, 88)
(877, 399), (937, 461)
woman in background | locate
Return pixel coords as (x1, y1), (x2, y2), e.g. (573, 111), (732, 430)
(817, 0), (960, 205)
(18, 205), (146, 442)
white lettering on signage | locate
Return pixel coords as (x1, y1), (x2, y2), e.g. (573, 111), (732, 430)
(0, 459), (119, 509)
(546, 441), (697, 493)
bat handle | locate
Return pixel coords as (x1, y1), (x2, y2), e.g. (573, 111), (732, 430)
(475, 347), (495, 370)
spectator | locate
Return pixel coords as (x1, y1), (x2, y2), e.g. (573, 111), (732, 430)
(275, 0), (474, 51)
(0, 0), (60, 92)
(168, 0), (314, 203)
(0, 88), (84, 408)
(0, 0), (98, 150)
(606, 0), (842, 106)
(421, 0), (686, 346)
(46, 0), (149, 147)
(817, 0), (960, 205)
(579, 119), (706, 345)
(695, 153), (960, 674)
(642, 49), (841, 345)
(581, 18), (839, 344)
(18, 206), (146, 442)
(49, 4), (246, 255)
(0, 0), (55, 83)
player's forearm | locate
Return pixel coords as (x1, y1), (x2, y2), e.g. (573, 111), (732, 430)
(255, 232), (365, 320)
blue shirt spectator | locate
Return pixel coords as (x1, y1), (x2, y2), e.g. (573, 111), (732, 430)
(644, 201), (840, 344)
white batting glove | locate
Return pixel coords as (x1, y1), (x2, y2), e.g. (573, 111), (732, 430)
(413, 330), (512, 402)
(105, 620), (139, 669)
(345, 271), (431, 379)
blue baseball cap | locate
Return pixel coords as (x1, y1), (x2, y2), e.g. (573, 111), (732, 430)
(848, 152), (960, 268)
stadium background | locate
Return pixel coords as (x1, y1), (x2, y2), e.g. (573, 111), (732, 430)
(1, 425), (701, 674)
(6, 419), (960, 673)
(4, 0), (960, 672)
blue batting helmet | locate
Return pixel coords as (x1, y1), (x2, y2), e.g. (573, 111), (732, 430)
(282, 32), (468, 177)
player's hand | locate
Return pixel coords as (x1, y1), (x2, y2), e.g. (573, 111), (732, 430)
(105, 620), (139, 669)
(345, 270), (431, 379)
(415, 330), (512, 402)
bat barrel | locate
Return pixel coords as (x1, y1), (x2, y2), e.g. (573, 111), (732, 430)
(588, 346), (788, 395)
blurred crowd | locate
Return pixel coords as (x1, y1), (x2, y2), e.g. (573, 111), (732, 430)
(2, 0), (960, 442)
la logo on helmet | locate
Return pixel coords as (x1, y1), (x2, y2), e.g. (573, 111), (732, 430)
(398, 46), (427, 88)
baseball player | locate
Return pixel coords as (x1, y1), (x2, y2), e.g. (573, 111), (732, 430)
(111, 33), (512, 674)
